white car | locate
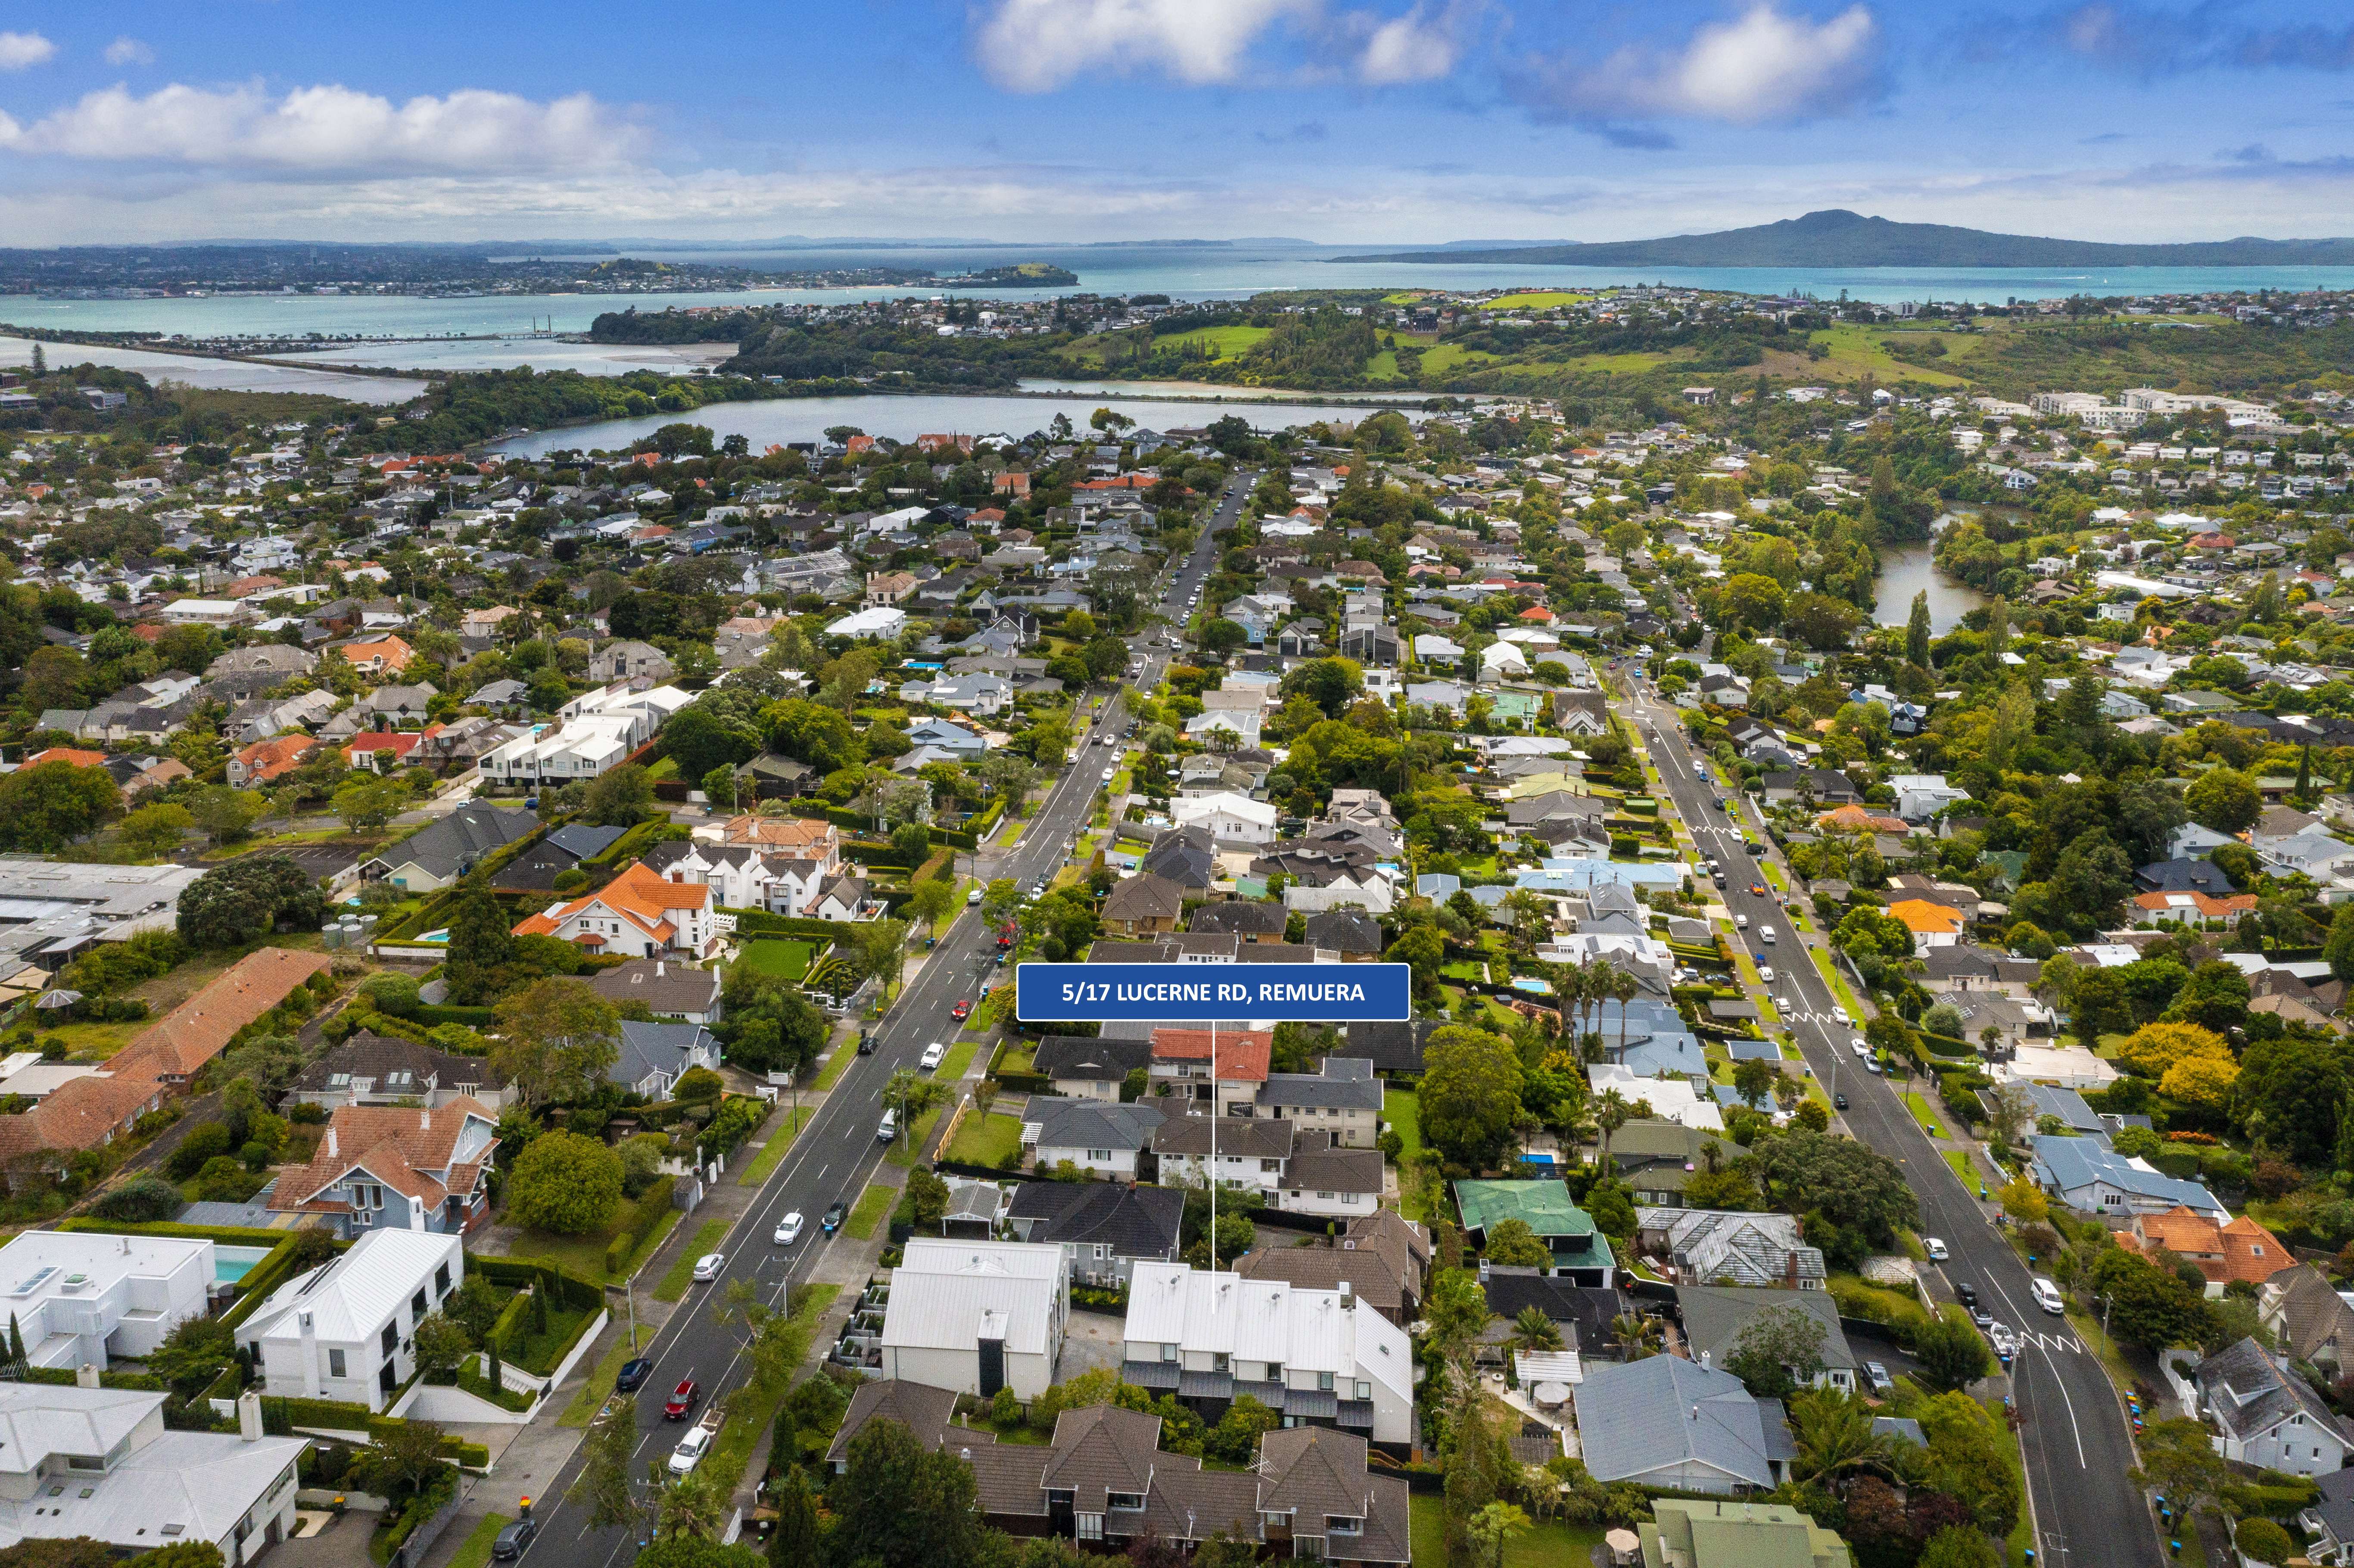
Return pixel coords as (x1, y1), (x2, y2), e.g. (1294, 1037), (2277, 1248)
(1757, 965), (1775, 983)
(1832, 1005), (1853, 1025)
(967, 886), (982, 905)
(1923, 1236), (1948, 1262)
(667, 1422), (716, 1476)
(1102, 768), (1115, 782)
(691, 1253), (725, 1283)
(775, 1212), (804, 1246)
(920, 1041), (947, 1071)
(1850, 1037), (1871, 1058)
(1775, 996), (1792, 1012)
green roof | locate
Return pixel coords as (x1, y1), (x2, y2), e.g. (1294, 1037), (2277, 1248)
(1453, 1179), (1596, 1240)
(1641, 1499), (1852, 1568)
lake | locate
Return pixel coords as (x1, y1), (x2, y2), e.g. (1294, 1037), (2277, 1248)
(487, 388), (1417, 459)
(1873, 520), (1987, 634)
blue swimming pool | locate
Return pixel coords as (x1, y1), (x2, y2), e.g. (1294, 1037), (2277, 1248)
(215, 1244), (273, 1284)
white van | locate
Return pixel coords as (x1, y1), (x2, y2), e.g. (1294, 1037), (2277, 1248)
(2031, 1277), (2065, 1316)
(876, 1109), (898, 1143)
(1736, 913), (1749, 930)
(1760, 926), (1777, 945)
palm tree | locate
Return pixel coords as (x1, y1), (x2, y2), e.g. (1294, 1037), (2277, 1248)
(1611, 1312), (1663, 1361)
(1593, 1088), (1632, 1169)
(1788, 1388), (1894, 1487)
(1468, 1502), (1532, 1568)
(1509, 1306), (1565, 1356)
(1610, 965), (1641, 1058)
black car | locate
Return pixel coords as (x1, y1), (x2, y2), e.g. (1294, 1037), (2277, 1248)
(1833, 1093), (1849, 1110)
(1956, 1281), (1979, 1309)
(822, 1200), (847, 1234)
(856, 1031), (873, 1055)
(491, 1518), (539, 1562)
(614, 1357), (653, 1393)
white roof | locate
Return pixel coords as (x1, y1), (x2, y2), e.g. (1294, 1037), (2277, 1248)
(241, 1229), (459, 1347)
(0, 1229), (213, 1298)
(1171, 792), (1276, 828)
(827, 607), (908, 638)
(1123, 1262), (1412, 1406)
(882, 1239), (1063, 1358)
(0, 1385), (304, 1552)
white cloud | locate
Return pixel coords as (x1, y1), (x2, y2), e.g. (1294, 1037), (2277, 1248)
(1354, 3), (1468, 85)
(974, 0), (1312, 91)
(1515, 4), (1881, 128)
(0, 31), (56, 71)
(0, 82), (639, 173)
(103, 37), (156, 67)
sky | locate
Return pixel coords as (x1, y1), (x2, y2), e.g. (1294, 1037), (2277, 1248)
(3, 0), (2354, 246)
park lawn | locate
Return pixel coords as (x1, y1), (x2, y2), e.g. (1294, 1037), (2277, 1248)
(1407, 1494), (1604, 1568)
(1561, 350), (1673, 374)
(1807, 323), (1970, 386)
(558, 1322), (650, 1427)
(501, 1208), (679, 1287)
(1481, 291), (1590, 310)
(445, 1514), (510, 1568)
(651, 1219), (732, 1303)
(843, 1182), (894, 1240)
(940, 1038), (981, 1081)
(814, 1041), (858, 1091)
(734, 940), (815, 983)
(1362, 351), (1402, 381)
(737, 1105), (814, 1187)
(944, 1111), (1023, 1168)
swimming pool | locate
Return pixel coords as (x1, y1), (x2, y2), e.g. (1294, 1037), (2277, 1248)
(215, 1244), (273, 1285)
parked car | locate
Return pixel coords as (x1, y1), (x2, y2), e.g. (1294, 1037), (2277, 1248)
(491, 1519), (539, 1562)
(1956, 1282), (1978, 1309)
(1833, 1093), (1849, 1110)
(669, 1412), (722, 1476)
(775, 1212), (804, 1246)
(664, 1378), (701, 1419)
(966, 886), (982, 905)
(1865, 1362), (1894, 1396)
(691, 1253), (725, 1284)
(1924, 1237), (1949, 1262)
(877, 1108), (898, 1141)
(1758, 965), (1775, 983)
(1850, 1038), (1871, 1058)
(614, 1358), (653, 1393)
(1971, 1304), (1994, 1330)
(920, 1041), (947, 1070)
(856, 1031), (874, 1055)
(2032, 1276), (2066, 1315)
(952, 999), (973, 1021)
(822, 1200), (847, 1234)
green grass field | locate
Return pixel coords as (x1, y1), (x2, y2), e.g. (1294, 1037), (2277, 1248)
(734, 940), (815, 983)
(944, 1111), (1023, 1168)
(559, 1322), (650, 1427)
(1160, 324), (1270, 359)
(1384, 1086), (1421, 1162)
(814, 1039), (857, 1090)
(844, 1182), (894, 1240)
(1408, 1493), (1603, 1568)
(1903, 1092), (1946, 1137)
(1481, 291), (1590, 311)
(1944, 1148), (1978, 1187)
(445, 1514), (511, 1568)
(737, 1104), (813, 1187)
(501, 1207), (679, 1287)
(1413, 343), (1495, 378)
(939, 1038), (980, 1081)
(1807, 323), (1971, 386)
(652, 1220), (732, 1302)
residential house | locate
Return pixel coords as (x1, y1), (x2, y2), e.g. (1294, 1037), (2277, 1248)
(1121, 1260), (1417, 1450)
(2260, 1263), (2354, 1371)
(2192, 1337), (2354, 1476)
(1147, 1027), (1271, 1118)
(588, 640), (676, 683)
(2297, 1469), (2354, 1566)
(285, 1032), (512, 1113)
(1030, 1035), (1153, 1102)
(1641, 1499), (1851, 1568)
(1451, 1180), (1616, 1285)
(1608, 1121), (1726, 1206)
(1101, 874), (1185, 938)
(226, 734), (319, 789)
(1886, 899), (1966, 954)
(879, 1239), (1069, 1400)
(1636, 1208), (1826, 1291)
(336, 635), (412, 675)
(1027, 1098), (1165, 1179)
(492, 822), (627, 892)
(1255, 1057), (1384, 1147)
(2028, 1134), (2228, 1220)
(0, 1230), (217, 1369)
(1573, 1354), (1790, 1494)
(590, 959), (724, 1025)
(1678, 1285), (1858, 1393)
(267, 1097), (499, 1237)
(511, 859), (719, 959)
(1302, 910), (1383, 959)
(358, 802), (540, 892)
(1171, 793), (1278, 846)
(240, 1229), (466, 1409)
(1005, 1182), (1184, 1286)
(611, 1020), (720, 1099)
(2115, 1206), (2287, 1296)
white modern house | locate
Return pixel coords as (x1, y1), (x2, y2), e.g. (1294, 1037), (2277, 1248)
(1890, 774), (1970, 822)
(878, 1239), (1069, 1400)
(0, 1230), (218, 1369)
(1171, 792), (1277, 845)
(0, 1384), (306, 1564)
(1121, 1261), (1416, 1450)
(239, 1230), (464, 1411)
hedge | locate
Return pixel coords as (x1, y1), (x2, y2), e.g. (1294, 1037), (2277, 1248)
(602, 1174), (679, 1276)
(258, 1397), (490, 1468)
(412, 1005), (496, 1030)
(472, 1255), (601, 1310)
(721, 908), (853, 941)
(1919, 1030), (1974, 1058)
(379, 1460), (461, 1562)
(379, 889), (466, 943)
(783, 804), (976, 851)
(19, 1366), (165, 1390)
(2224, 1480), (2320, 1519)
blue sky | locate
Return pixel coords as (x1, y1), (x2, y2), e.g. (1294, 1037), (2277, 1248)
(2, 1), (2353, 243)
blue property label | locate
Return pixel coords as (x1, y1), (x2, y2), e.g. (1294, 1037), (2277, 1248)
(1015, 962), (1412, 1023)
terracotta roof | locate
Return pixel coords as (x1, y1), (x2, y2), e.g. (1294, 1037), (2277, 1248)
(270, 1095), (498, 1216)
(2132, 890), (2259, 919)
(1887, 898), (1967, 935)
(22, 749), (106, 770)
(1818, 805), (1912, 834)
(129, 947), (333, 1081)
(2124, 1206), (2287, 1285)
(1151, 1028), (1273, 1081)
(717, 815), (835, 852)
(235, 734), (319, 782)
(514, 860), (707, 946)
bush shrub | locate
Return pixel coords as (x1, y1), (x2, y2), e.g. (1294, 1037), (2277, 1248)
(91, 1176), (183, 1222)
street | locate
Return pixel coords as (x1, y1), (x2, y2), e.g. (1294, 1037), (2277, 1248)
(509, 471), (1251, 1565)
(1620, 675), (2161, 1568)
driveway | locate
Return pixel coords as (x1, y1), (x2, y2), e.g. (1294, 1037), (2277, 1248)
(267, 1508), (374, 1568)
(1061, 1308), (1127, 1380)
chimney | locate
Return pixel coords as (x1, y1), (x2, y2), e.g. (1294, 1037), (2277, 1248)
(238, 1390), (263, 1443)
(326, 1127), (337, 1159)
(298, 1310), (320, 1399)
(1339, 1279), (1353, 1309)
(420, 1110), (431, 1131)
(75, 1363), (98, 1389)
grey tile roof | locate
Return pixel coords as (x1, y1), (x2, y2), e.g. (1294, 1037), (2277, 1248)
(825, 1379), (967, 1465)
(546, 823), (628, 859)
(1030, 1097), (1165, 1153)
(288, 1030), (509, 1098)
(1189, 901), (1289, 937)
(1153, 1115), (1292, 1159)
(367, 802), (539, 880)
(1677, 1285), (1855, 1373)
(1283, 1139), (1384, 1196)
(1032, 1035), (1153, 1081)
(1259, 1057), (1383, 1112)
(1042, 1403), (1162, 1511)
(591, 958), (722, 1017)
(1572, 1354), (1781, 1489)
(2198, 1336), (2351, 1445)
(1006, 1181), (1182, 1262)
(613, 1019), (715, 1089)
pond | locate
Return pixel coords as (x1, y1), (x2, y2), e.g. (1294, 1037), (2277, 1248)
(1872, 516), (1990, 635)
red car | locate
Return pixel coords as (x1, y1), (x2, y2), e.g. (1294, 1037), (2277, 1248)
(952, 999), (973, 1022)
(663, 1378), (700, 1420)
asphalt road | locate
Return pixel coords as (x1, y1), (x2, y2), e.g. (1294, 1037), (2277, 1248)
(1620, 674), (2160, 1568)
(514, 474), (1250, 1565)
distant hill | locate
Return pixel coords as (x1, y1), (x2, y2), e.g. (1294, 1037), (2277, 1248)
(1334, 209), (2354, 269)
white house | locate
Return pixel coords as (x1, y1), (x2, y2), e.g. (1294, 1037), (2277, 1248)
(827, 606), (907, 640)
(0, 1384), (306, 1565)
(1890, 774), (1970, 822)
(1477, 641), (1529, 682)
(2261, 828), (2354, 880)
(513, 860), (719, 959)
(2194, 1338), (2354, 1477)
(1171, 792), (1277, 846)
(900, 673), (1012, 718)
(879, 1239), (1069, 1400)
(1122, 1261), (1416, 1448)
(1026, 1098), (1164, 1180)
(0, 1230), (217, 1369)
(240, 1229), (465, 1412)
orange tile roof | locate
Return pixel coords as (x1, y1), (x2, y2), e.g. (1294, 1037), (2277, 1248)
(720, 815), (835, 852)
(2122, 1206), (2287, 1285)
(271, 1096), (498, 1216)
(1887, 898), (1966, 936)
(1818, 805), (1912, 834)
(1151, 1028), (1274, 1082)
(236, 734), (318, 782)
(22, 749), (106, 770)
(128, 947), (335, 1080)
(512, 860), (706, 947)
(2132, 890), (2259, 919)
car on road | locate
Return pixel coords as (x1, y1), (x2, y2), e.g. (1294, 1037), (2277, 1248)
(1832, 1005), (1853, 1026)
(822, 1200), (847, 1234)
(1102, 768), (1115, 782)
(664, 1378), (701, 1419)
(1758, 965), (1775, 983)
(491, 1519), (539, 1562)
(967, 886), (982, 905)
(920, 1041), (947, 1070)
(1833, 1093), (1848, 1110)
(1850, 1037), (1871, 1058)
(775, 1212), (804, 1246)
(1749, 883), (1766, 896)
(668, 1412), (720, 1476)
(877, 1108), (898, 1142)
(1924, 1237), (1949, 1262)
(1956, 1282), (1978, 1309)
(1775, 996), (1792, 1012)
(856, 1031), (873, 1055)
(615, 1357), (653, 1393)
(691, 1254), (724, 1284)
(1865, 1361), (1894, 1396)
(1971, 1304), (1994, 1329)
(952, 999), (973, 1021)
(2031, 1276), (2066, 1315)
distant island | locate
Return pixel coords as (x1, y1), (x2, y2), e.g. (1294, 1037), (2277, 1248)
(1336, 209), (2354, 269)
(937, 263), (1079, 289)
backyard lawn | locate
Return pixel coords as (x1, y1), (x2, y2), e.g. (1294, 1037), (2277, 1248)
(1407, 1494), (1604, 1568)
(1384, 1086), (1421, 1162)
(944, 1111), (1023, 1169)
(844, 1182), (894, 1240)
(652, 1219), (732, 1302)
(734, 939), (816, 983)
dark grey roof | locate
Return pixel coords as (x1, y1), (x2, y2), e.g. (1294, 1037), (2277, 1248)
(613, 1019), (715, 1089)
(2197, 1336), (2350, 1445)
(1259, 1057), (1383, 1112)
(1473, 1273), (1624, 1351)
(1572, 1355), (1780, 1489)
(1235, 1245), (1405, 1315)
(364, 802), (539, 880)
(1676, 1284), (1856, 1371)
(288, 1030), (508, 1097)
(546, 823), (627, 860)
(1029, 1097), (1164, 1152)
(591, 958), (722, 1016)
(1006, 1181), (1182, 1261)
(1033, 1034), (1153, 1081)
(1343, 1020), (1430, 1074)
(1282, 1141), (1384, 1195)
(1153, 1115), (1292, 1159)
(826, 1379), (966, 1465)
(1302, 910), (1383, 953)
(1187, 901), (1289, 936)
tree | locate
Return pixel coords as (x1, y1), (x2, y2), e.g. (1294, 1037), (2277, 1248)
(187, 784), (269, 845)
(114, 803), (191, 859)
(411, 1311), (473, 1381)
(765, 1471), (820, 1568)
(1385, 924), (1446, 993)
(2186, 765), (2262, 832)
(856, 917), (912, 993)
(1996, 1176), (2047, 1225)
(492, 978), (621, 1106)
(2234, 1518), (2295, 1567)
(1507, 1305), (1564, 1355)
(1745, 1130), (1918, 1244)
(906, 876), (956, 928)
(585, 762), (658, 826)
(445, 886), (518, 1005)
(826, 1416), (987, 1568)
(1732, 1055), (1778, 1109)
(1483, 1219), (1552, 1269)
(1721, 573), (1787, 632)
(505, 1130), (624, 1234)
(2159, 1048), (2238, 1113)
(1906, 591), (1932, 666)
(2114, 1020), (2228, 1079)
(332, 774), (406, 831)
(2236, 1035), (2351, 1165)
(1918, 1392), (2020, 1534)
(2130, 1416), (2232, 1528)
(1788, 1387), (1893, 1483)
(701, 765), (741, 812)
(663, 706), (759, 781)
(2164, 961), (2250, 1035)
(359, 1416), (453, 1503)
(655, 1460), (733, 1542)
(1466, 1503), (1531, 1568)
(1722, 1303), (1828, 1399)
(1422, 1269), (1493, 1362)
(637, 1541), (762, 1568)
(2093, 1251), (2216, 1352)
(1912, 1306), (1995, 1393)
(0, 762), (119, 852)
(1420, 1025), (1525, 1170)
(175, 854), (330, 948)
(1916, 1527), (2002, 1568)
